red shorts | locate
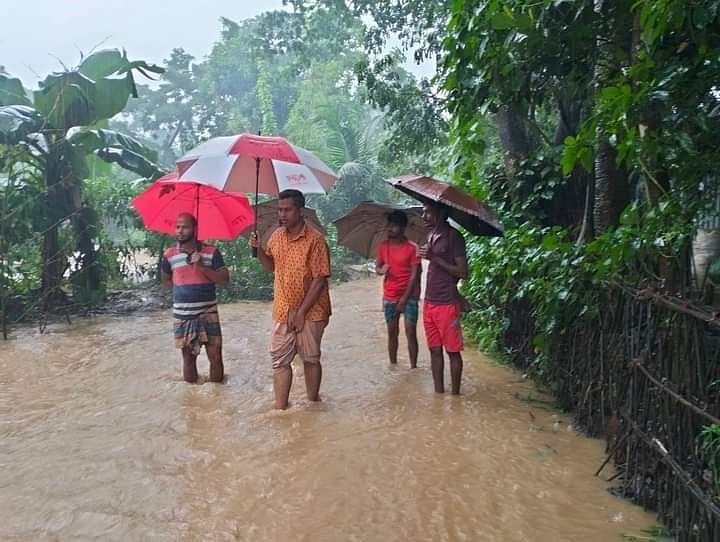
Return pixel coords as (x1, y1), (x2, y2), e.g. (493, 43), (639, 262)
(423, 301), (464, 352)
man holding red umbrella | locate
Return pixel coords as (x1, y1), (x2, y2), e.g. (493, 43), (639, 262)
(132, 172), (253, 383)
(160, 213), (230, 384)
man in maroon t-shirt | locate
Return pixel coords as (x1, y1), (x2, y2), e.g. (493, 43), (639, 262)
(376, 210), (421, 367)
(419, 202), (468, 394)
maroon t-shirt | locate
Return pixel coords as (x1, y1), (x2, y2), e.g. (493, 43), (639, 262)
(424, 227), (466, 305)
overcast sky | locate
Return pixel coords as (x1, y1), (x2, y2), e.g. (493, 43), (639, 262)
(1, 0), (434, 85)
(1, 0), (286, 84)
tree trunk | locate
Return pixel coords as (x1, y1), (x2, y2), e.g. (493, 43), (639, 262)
(593, 138), (629, 233)
(544, 90), (588, 230)
(41, 225), (64, 305)
(495, 103), (533, 201)
(553, 89), (583, 146)
(1, 173), (9, 339)
(576, 172), (596, 245)
(40, 137), (69, 308)
(71, 204), (102, 294)
(592, 0), (632, 234)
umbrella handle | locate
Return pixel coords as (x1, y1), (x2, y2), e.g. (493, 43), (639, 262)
(251, 156), (260, 258)
(251, 216), (258, 257)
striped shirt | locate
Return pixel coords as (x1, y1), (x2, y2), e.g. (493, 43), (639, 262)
(160, 243), (226, 320)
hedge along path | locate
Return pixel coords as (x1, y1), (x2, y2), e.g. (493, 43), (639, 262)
(501, 284), (720, 542)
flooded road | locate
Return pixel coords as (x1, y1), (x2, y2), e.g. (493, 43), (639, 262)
(1, 278), (655, 541)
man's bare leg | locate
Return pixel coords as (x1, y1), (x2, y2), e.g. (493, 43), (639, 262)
(387, 315), (400, 364)
(206, 344), (224, 383)
(404, 318), (418, 368)
(449, 352), (463, 395)
(273, 365), (293, 409)
(303, 361), (322, 402)
(182, 347), (198, 383)
(430, 347), (445, 393)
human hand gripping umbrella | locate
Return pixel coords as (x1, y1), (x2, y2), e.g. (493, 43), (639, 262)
(175, 133), (338, 256)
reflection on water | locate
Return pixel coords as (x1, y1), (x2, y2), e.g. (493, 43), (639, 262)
(0, 279), (654, 541)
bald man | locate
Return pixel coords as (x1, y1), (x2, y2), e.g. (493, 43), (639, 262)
(160, 213), (229, 383)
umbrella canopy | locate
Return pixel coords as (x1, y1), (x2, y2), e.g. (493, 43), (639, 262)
(176, 134), (338, 195)
(386, 174), (503, 237)
(239, 199), (325, 247)
(131, 173), (254, 241)
(333, 201), (426, 259)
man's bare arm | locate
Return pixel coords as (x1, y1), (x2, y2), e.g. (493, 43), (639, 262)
(398, 264), (420, 308)
(161, 272), (172, 289)
(291, 277), (328, 331)
(249, 232), (275, 272)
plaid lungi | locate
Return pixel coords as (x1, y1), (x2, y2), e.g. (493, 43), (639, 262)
(174, 308), (222, 355)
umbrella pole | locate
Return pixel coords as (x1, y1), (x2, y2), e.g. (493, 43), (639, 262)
(252, 156), (260, 258)
(195, 185), (200, 242)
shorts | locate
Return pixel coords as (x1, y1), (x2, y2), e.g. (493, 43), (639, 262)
(383, 298), (419, 324)
(423, 301), (464, 352)
(269, 319), (328, 373)
(174, 309), (222, 355)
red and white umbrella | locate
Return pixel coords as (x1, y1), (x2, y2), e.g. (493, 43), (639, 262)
(177, 133), (337, 257)
(176, 134), (337, 195)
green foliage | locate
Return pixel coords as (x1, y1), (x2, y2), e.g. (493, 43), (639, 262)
(463, 199), (694, 377)
(561, 0), (720, 216)
(442, 0), (595, 128)
(701, 424), (720, 495)
(0, 74), (31, 106)
(0, 152), (45, 313)
(32, 49), (162, 130)
(355, 53), (448, 163)
(0, 49), (164, 314)
(0, 105), (44, 145)
(284, 57), (393, 221)
(437, 0), (720, 387)
(216, 241), (273, 301)
(255, 60), (279, 136)
(622, 525), (673, 541)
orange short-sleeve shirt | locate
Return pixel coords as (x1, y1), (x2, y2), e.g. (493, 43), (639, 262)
(266, 223), (332, 323)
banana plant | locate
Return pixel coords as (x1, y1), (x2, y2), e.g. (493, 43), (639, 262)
(0, 49), (164, 305)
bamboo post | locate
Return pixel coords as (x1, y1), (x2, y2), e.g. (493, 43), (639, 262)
(1, 166), (11, 340)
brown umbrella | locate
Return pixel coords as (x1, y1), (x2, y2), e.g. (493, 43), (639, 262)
(386, 174), (503, 236)
(333, 201), (426, 259)
(239, 199), (325, 247)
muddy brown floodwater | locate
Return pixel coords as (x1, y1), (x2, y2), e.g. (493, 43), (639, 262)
(1, 278), (656, 541)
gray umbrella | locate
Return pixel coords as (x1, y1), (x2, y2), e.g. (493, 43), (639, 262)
(333, 201), (426, 259)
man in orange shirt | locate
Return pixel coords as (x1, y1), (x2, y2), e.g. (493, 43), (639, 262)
(376, 210), (421, 368)
(250, 189), (332, 409)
